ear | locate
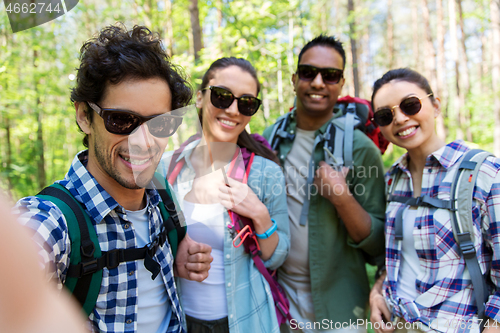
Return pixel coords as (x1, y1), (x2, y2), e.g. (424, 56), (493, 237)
(291, 73), (297, 92)
(432, 96), (441, 118)
(75, 102), (91, 134)
(195, 90), (203, 108)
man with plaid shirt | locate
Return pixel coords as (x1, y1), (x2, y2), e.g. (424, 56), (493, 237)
(13, 25), (212, 333)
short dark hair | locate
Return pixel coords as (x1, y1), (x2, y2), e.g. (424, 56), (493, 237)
(298, 35), (346, 69)
(371, 68), (436, 110)
(70, 24), (192, 147)
(198, 57), (278, 165)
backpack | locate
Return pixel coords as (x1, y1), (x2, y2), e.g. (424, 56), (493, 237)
(387, 149), (493, 330)
(268, 96), (389, 168)
(36, 172), (186, 316)
(166, 135), (293, 326)
(267, 96), (389, 258)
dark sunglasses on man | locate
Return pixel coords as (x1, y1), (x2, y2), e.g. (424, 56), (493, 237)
(87, 102), (183, 138)
(296, 64), (344, 85)
(202, 86), (261, 117)
(372, 93), (433, 127)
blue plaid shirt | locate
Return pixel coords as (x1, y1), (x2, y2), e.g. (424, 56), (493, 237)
(13, 151), (185, 333)
(384, 141), (500, 332)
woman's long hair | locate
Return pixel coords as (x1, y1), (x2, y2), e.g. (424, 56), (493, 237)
(199, 57), (280, 165)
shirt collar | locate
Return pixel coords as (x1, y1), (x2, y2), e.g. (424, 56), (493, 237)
(64, 150), (161, 224)
(387, 140), (468, 175)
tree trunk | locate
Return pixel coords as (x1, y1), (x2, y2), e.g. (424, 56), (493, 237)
(435, 0), (447, 140)
(449, 0), (464, 140)
(189, 0), (203, 62)
(217, 0), (223, 55)
(457, 0), (472, 141)
(165, 0), (174, 56)
(387, 0), (395, 70)
(491, 0), (500, 156)
(411, 0), (420, 70)
(5, 114), (13, 194)
(34, 49), (46, 190)
(421, 0), (437, 90)
(348, 0), (360, 97)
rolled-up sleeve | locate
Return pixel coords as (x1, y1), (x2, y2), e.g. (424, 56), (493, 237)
(345, 132), (386, 257)
(12, 197), (71, 284)
(248, 157), (290, 270)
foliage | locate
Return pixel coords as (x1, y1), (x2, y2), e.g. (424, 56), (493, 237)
(0, 0), (498, 201)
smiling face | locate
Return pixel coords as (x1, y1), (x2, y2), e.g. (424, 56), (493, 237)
(77, 78), (172, 191)
(197, 65), (257, 144)
(372, 80), (443, 156)
(293, 45), (345, 127)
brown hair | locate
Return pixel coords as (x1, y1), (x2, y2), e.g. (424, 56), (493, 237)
(199, 57), (279, 165)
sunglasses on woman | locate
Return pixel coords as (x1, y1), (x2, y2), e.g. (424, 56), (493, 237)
(372, 93), (434, 127)
(87, 102), (183, 138)
(297, 64), (344, 84)
(202, 86), (261, 116)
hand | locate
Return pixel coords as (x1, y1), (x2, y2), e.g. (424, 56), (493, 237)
(370, 293), (394, 333)
(218, 177), (269, 225)
(313, 161), (351, 204)
(174, 234), (213, 282)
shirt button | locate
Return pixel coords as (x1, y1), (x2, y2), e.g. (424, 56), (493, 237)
(129, 270), (134, 276)
(124, 223), (130, 229)
(428, 169), (432, 173)
(126, 319), (133, 324)
(230, 314), (234, 319)
(280, 155), (284, 159)
(417, 224), (421, 229)
(226, 254), (230, 259)
(290, 130), (294, 134)
(227, 283), (232, 287)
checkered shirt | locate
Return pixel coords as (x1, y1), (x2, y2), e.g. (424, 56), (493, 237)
(383, 141), (500, 332)
(13, 150), (185, 333)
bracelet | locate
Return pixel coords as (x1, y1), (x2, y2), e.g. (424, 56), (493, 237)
(255, 218), (278, 239)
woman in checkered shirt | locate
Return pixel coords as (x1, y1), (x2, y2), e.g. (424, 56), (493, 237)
(369, 68), (500, 333)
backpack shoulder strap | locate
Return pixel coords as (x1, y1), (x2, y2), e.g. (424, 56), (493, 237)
(153, 172), (187, 259)
(37, 183), (102, 316)
(269, 112), (294, 151)
(451, 149), (493, 242)
(450, 149), (492, 325)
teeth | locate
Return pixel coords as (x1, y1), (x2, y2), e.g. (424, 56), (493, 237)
(398, 127), (416, 137)
(309, 94), (323, 99)
(122, 156), (150, 165)
(219, 119), (237, 126)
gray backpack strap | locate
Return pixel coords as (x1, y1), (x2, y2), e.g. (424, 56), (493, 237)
(269, 112), (294, 152)
(343, 103), (357, 169)
(450, 149), (492, 325)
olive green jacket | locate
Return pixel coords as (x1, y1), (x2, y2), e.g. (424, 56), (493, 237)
(263, 110), (386, 324)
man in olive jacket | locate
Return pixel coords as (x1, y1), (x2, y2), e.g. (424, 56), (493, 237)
(263, 35), (386, 332)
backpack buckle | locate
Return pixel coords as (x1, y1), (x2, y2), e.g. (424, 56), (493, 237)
(106, 249), (123, 270)
(81, 259), (99, 276)
(147, 241), (159, 258)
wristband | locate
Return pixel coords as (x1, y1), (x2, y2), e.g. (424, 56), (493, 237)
(255, 219), (278, 239)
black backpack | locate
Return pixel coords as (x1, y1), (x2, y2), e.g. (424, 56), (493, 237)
(36, 172), (186, 316)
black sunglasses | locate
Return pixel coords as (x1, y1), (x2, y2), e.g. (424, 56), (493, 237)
(297, 64), (344, 84)
(202, 86), (261, 116)
(87, 102), (183, 138)
(372, 93), (433, 127)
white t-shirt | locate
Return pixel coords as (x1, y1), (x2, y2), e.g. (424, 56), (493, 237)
(179, 200), (228, 320)
(397, 207), (421, 301)
(125, 204), (171, 333)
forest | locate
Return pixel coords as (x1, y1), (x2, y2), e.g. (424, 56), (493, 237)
(1, 0), (499, 200)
